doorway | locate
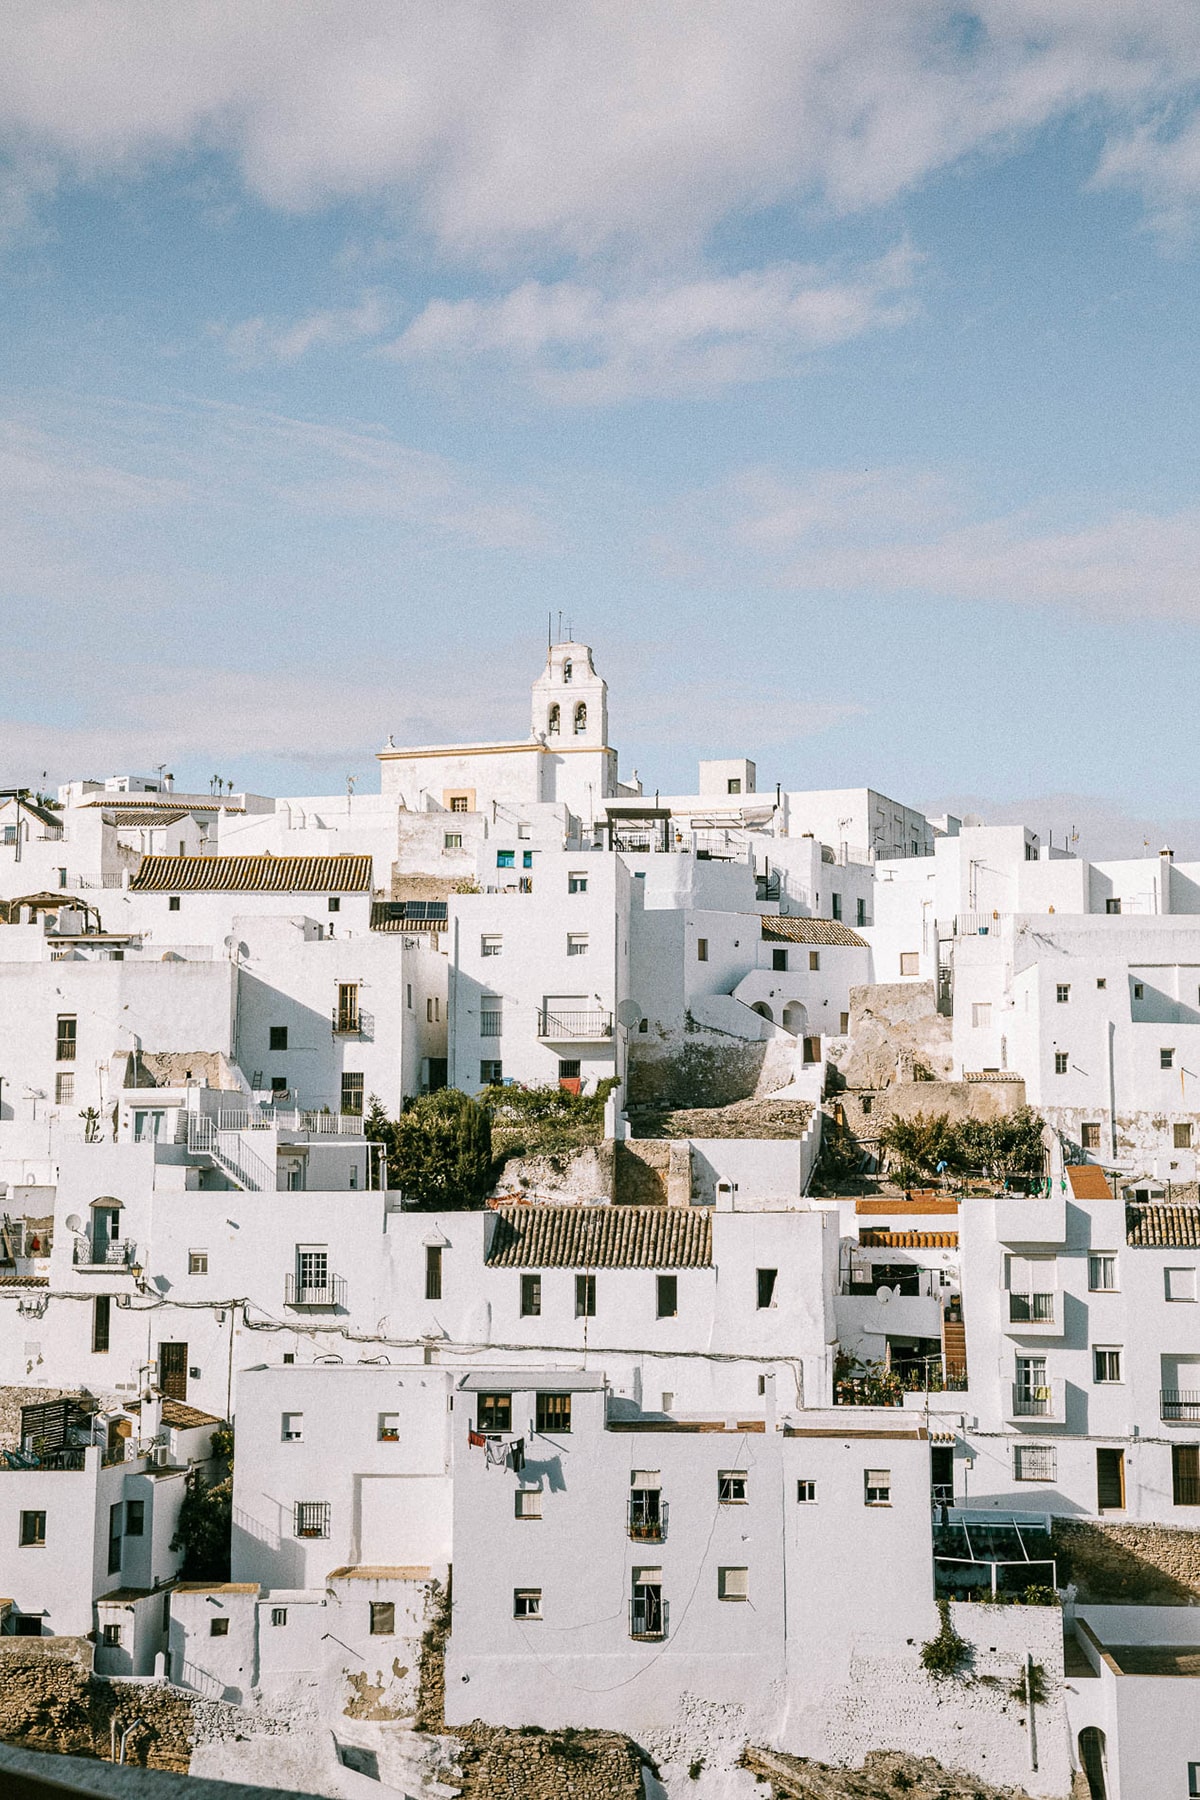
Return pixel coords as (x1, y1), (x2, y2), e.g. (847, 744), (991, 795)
(158, 1342), (188, 1401)
(1078, 1727), (1107, 1799)
(1096, 1447), (1125, 1512)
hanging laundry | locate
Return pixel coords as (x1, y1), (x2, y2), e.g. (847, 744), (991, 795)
(509, 1437), (525, 1473)
(485, 1437), (509, 1468)
(468, 1429), (485, 1449)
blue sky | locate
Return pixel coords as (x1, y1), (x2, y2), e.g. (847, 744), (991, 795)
(4, 4), (1200, 855)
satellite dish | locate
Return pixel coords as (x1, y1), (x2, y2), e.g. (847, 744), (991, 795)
(876, 1285), (895, 1305)
(65, 1214), (82, 1234)
(615, 999), (644, 1031)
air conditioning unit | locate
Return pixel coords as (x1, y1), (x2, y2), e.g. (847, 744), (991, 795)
(150, 1444), (170, 1467)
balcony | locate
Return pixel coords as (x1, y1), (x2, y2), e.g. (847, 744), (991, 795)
(0, 1445), (89, 1472)
(73, 1238), (137, 1270)
(284, 1274), (347, 1309)
(538, 1008), (613, 1042)
(1007, 1379), (1065, 1424)
(332, 1007), (373, 1040)
(1006, 1293), (1060, 1335)
(629, 1596), (668, 1641)
(627, 1498), (668, 1543)
(1161, 1390), (1200, 1422)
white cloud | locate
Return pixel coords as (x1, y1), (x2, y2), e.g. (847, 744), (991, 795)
(2, 5), (1200, 256)
(213, 290), (391, 364)
(676, 464), (1200, 621)
(389, 250), (916, 399)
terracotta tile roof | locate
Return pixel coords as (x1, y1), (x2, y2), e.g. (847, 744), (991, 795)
(1126, 1204), (1200, 1248)
(855, 1197), (960, 1216)
(130, 853), (372, 894)
(1066, 1164), (1114, 1200)
(0, 1275), (49, 1288)
(486, 1204), (712, 1269)
(761, 916), (868, 948)
(103, 807), (190, 826)
(859, 1229), (958, 1248)
(127, 1397), (223, 1430)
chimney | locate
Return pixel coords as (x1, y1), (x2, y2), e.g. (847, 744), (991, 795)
(1160, 846), (1174, 916)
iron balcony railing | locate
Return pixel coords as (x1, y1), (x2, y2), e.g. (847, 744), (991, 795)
(628, 1498), (668, 1542)
(284, 1274), (347, 1309)
(538, 1008), (613, 1041)
(332, 1007), (373, 1038)
(73, 1238), (136, 1268)
(629, 1595), (668, 1640)
(1161, 1390), (1200, 1421)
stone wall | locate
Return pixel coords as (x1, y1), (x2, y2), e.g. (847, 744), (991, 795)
(614, 1139), (669, 1205)
(492, 1142), (614, 1203)
(744, 1744), (1046, 1799)
(1052, 1518), (1200, 1604)
(453, 1723), (644, 1799)
(829, 982), (954, 1091)
(627, 1019), (769, 1109)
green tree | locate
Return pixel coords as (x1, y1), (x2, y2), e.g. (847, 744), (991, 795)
(170, 1433), (233, 1581)
(392, 1089), (494, 1208)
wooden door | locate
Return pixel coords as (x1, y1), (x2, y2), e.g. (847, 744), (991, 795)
(158, 1342), (188, 1401)
(1096, 1447), (1125, 1511)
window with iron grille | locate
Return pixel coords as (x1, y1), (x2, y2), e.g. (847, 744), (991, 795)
(425, 1244), (443, 1300)
(1013, 1444), (1056, 1481)
(477, 1393), (511, 1433)
(55, 1071), (74, 1105)
(480, 998), (503, 1037)
(341, 1072), (364, 1115)
(536, 1392), (571, 1434)
(1081, 1122), (1101, 1149)
(56, 1015), (76, 1061)
(294, 1501), (330, 1539)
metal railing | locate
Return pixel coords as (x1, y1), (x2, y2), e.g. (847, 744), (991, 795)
(1010, 1383), (1059, 1418)
(630, 1595), (668, 1640)
(628, 1498), (668, 1542)
(332, 1007), (373, 1039)
(1, 1445), (89, 1472)
(187, 1115), (275, 1191)
(538, 1008), (613, 1040)
(73, 1238), (136, 1268)
(1161, 1390), (1200, 1421)
(216, 1107), (364, 1136)
(284, 1274), (347, 1309)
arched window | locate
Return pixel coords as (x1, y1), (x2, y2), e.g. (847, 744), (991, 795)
(574, 702), (587, 736)
(547, 704), (560, 736)
(1078, 1728), (1107, 1800)
(563, 660), (573, 683)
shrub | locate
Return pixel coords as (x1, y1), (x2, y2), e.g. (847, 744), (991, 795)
(920, 1597), (970, 1679)
(485, 1079), (619, 1159)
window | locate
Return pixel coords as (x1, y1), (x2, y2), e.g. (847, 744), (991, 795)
(1191, 1764), (1200, 1800)
(831, 893), (842, 921)
(1013, 1444), (1056, 1481)
(407, 983), (413, 1009)
(1096, 976), (1107, 989)
(477, 1393), (511, 1432)
(1081, 1122), (1101, 1150)
(899, 952), (919, 976)
(1093, 1347), (1122, 1384)
(1133, 981), (1144, 999)
(1166, 1266), (1197, 1302)
(449, 796), (469, 813)
(575, 1273), (596, 1317)
(92, 1294), (110, 1353)
(328, 896), (341, 913)
(756, 1268), (778, 1309)
(522, 850), (533, 869)
(521, 1274), (542, 1317)
(1105, 897), (1122, 914)
(271, 1075), (288, 1094)
(771, 947), (787, 972)
(294, 1501), (330, 1539)
(861, 1094), (873, 1115)
(341, 1072), (364, 1115)
(558, 1059), (580, 1080)
(568, 871), (588, 894)
(188, 1249), (208, 1276)
(972, 1003), (991, 1028)
(574, 703), (587, 735)
(656, 1274), (677, 1318)
(1176, 1122), (1193, 1149)
(480, 998), (502, 1036)
(796, 1480), (817, 1503)
(210, 1617), (229, 1636)
(125, 1500), (144, 1537)
(1162, 1048), (1175, 1070)
(1054, 1052), (1068, 1074)
(108, 1502), (122, 1574)
(727, 778), (741, 794)
(809, 950), (820, 971)
(1088, 1254), (1117, 1292)
(566, 933), (589, 956)
(1172, 1444), (1200, 1507)
(444, 832), (462, 850)
(518, 822), (531, 839)
(803, 1036), (821, 1064)
(864, 1469), (891, 1505)
(369, 1602), (395, 1635)
(19, 1510), (46, 1547)
(269, 1025), (288, 1052)
(1056, 983), (1070, 1004)
(425, 1245), (443, 1301)
(102, 1623), (122, 1647)
(481, 934), (502, 957)
(718, 1566), (748, 1601)
(718, 1470), (747, 1504)
(562, 660), (572, 682)
(497, 850), (515, 869)
(55, 1071), (74, 1105)
(480, 1059), (503, 1085)
(282, 1414), (304, 1441)
(536, 1392), (572, 1434)
(513, 1588), (542, 1619)
(56, 1015), (76, 1061)
(857, 898), (867, 926)
(697, 938), (708, 962)
(1096, 1447), (1125, 1511)
(168, 895), (181, 912)
(427, 997), (435, 1022)
(515, 1488), (542, 1519)
(271, 1608), (288, 1627)
(378, 1414), (399, 1442)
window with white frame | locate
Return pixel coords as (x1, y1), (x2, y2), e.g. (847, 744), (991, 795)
(481, 935), (502, 957)
(1007, 1254), (1056, 1322)
(1088, 1253), (1118, 1292)
(480, 997), (502, 1036)
(1166, 1266), (1197, 1302)
(796, 1479), (817, 1503)
(1093, 1347), (1122, 1384)
(378, 1413), (399, 1441)
(444, 832), (462, 850)
(568, 871), (588, 894)
(864, 1468), (891, 1505)
(55, 1071), (74, 1105)
(271, 1608), (288, 1627)
(1013, 1443), (1057, 1481)
(566, 933), (589, 956)
(281, 1413), (304, 1441)
(1162, 1047), (1175, 1069)
(513, 1588), (542, 1619)
(188, 1249), (208, 1276)
(718, 1470), (747, 1504)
